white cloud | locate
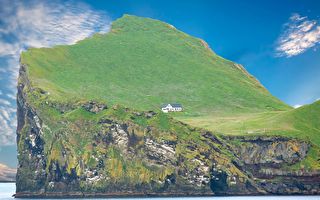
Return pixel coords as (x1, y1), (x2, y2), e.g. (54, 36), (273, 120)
(0, 42), (20, 56)
(0, 0), (111, 146)
(276, 13), (320, 57)
(0, 0), (110, 56)
(0, 103), (16, 146)
(6, 94), (16, 100)
(0, 99), (11, 106)
(293, 104), (303, 109)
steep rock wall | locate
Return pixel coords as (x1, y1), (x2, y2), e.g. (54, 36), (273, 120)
(225, 136), (320, 194)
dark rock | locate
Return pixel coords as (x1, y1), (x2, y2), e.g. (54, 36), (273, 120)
(133, 111), (142, 116)
(231, 137), (309, 165)
(144, 111), (156, 118)
(210, 164), (228, 194)
(83, 101), (107, 113)
(98, 118), (114, 124)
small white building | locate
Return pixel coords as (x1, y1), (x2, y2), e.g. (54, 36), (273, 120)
(161, 103), (183, 113)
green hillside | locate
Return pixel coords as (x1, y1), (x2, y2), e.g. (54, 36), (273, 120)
(182, 100), (320, 145)
(273, 100), (320, 144)
(21, 14), (289, 116)
(16, 14), (320, 196)
(20, 14), (320, 150)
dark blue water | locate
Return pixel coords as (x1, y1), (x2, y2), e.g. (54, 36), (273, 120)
(1, 183), (319, 200)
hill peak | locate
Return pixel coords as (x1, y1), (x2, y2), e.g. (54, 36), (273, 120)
(21, 15), (290, 115)
(111, 14), (179, 35)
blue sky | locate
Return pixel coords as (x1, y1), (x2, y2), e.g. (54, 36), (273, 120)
(0, 0), (320, 157)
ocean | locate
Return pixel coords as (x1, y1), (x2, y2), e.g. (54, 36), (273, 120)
(1, 183), (319, 200)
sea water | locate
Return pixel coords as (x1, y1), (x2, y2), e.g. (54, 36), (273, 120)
(1, 183), (319, 200)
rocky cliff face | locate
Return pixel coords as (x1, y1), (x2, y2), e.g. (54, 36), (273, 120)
(225, 136), (320, 194)
(233, 137), (309, 165)
(16, 63), (320, 197)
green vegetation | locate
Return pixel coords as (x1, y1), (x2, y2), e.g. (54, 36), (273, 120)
(18, 14), (320, 186)
(21, 14), (289, 117)
(179, 100), (320, 146)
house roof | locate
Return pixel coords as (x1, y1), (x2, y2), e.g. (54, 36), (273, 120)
(161, 103), (182, 108)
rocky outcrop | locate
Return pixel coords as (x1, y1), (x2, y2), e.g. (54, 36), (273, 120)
(232, 137), (309, 165)
(185, 158), (210, 187)
(109, 124), (129, 151)
(224, 135), (320, 194)
(83, 101), (107, 113)
(145, 138), (176, 165)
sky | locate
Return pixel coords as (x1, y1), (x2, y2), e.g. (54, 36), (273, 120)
(0, 0), (320, 165)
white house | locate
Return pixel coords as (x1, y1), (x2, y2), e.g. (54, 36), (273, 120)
(161, 103), (183, 113)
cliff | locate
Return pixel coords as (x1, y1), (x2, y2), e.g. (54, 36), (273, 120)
(16, 63), (320, 197)
(15, 15), (320, 197)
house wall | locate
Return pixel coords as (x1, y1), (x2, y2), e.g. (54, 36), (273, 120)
(161, 105), (182, 112)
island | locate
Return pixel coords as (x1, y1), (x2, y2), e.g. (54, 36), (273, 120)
(15, 15), (320, 197)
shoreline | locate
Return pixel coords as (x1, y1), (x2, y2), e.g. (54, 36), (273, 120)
(13, 192), (320, 199)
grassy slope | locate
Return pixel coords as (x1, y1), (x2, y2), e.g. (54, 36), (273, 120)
(181, 101), (320, 144)
(21, 15), (289, 117)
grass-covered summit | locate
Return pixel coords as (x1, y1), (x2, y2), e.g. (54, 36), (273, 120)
(21, 14), (289, 116)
